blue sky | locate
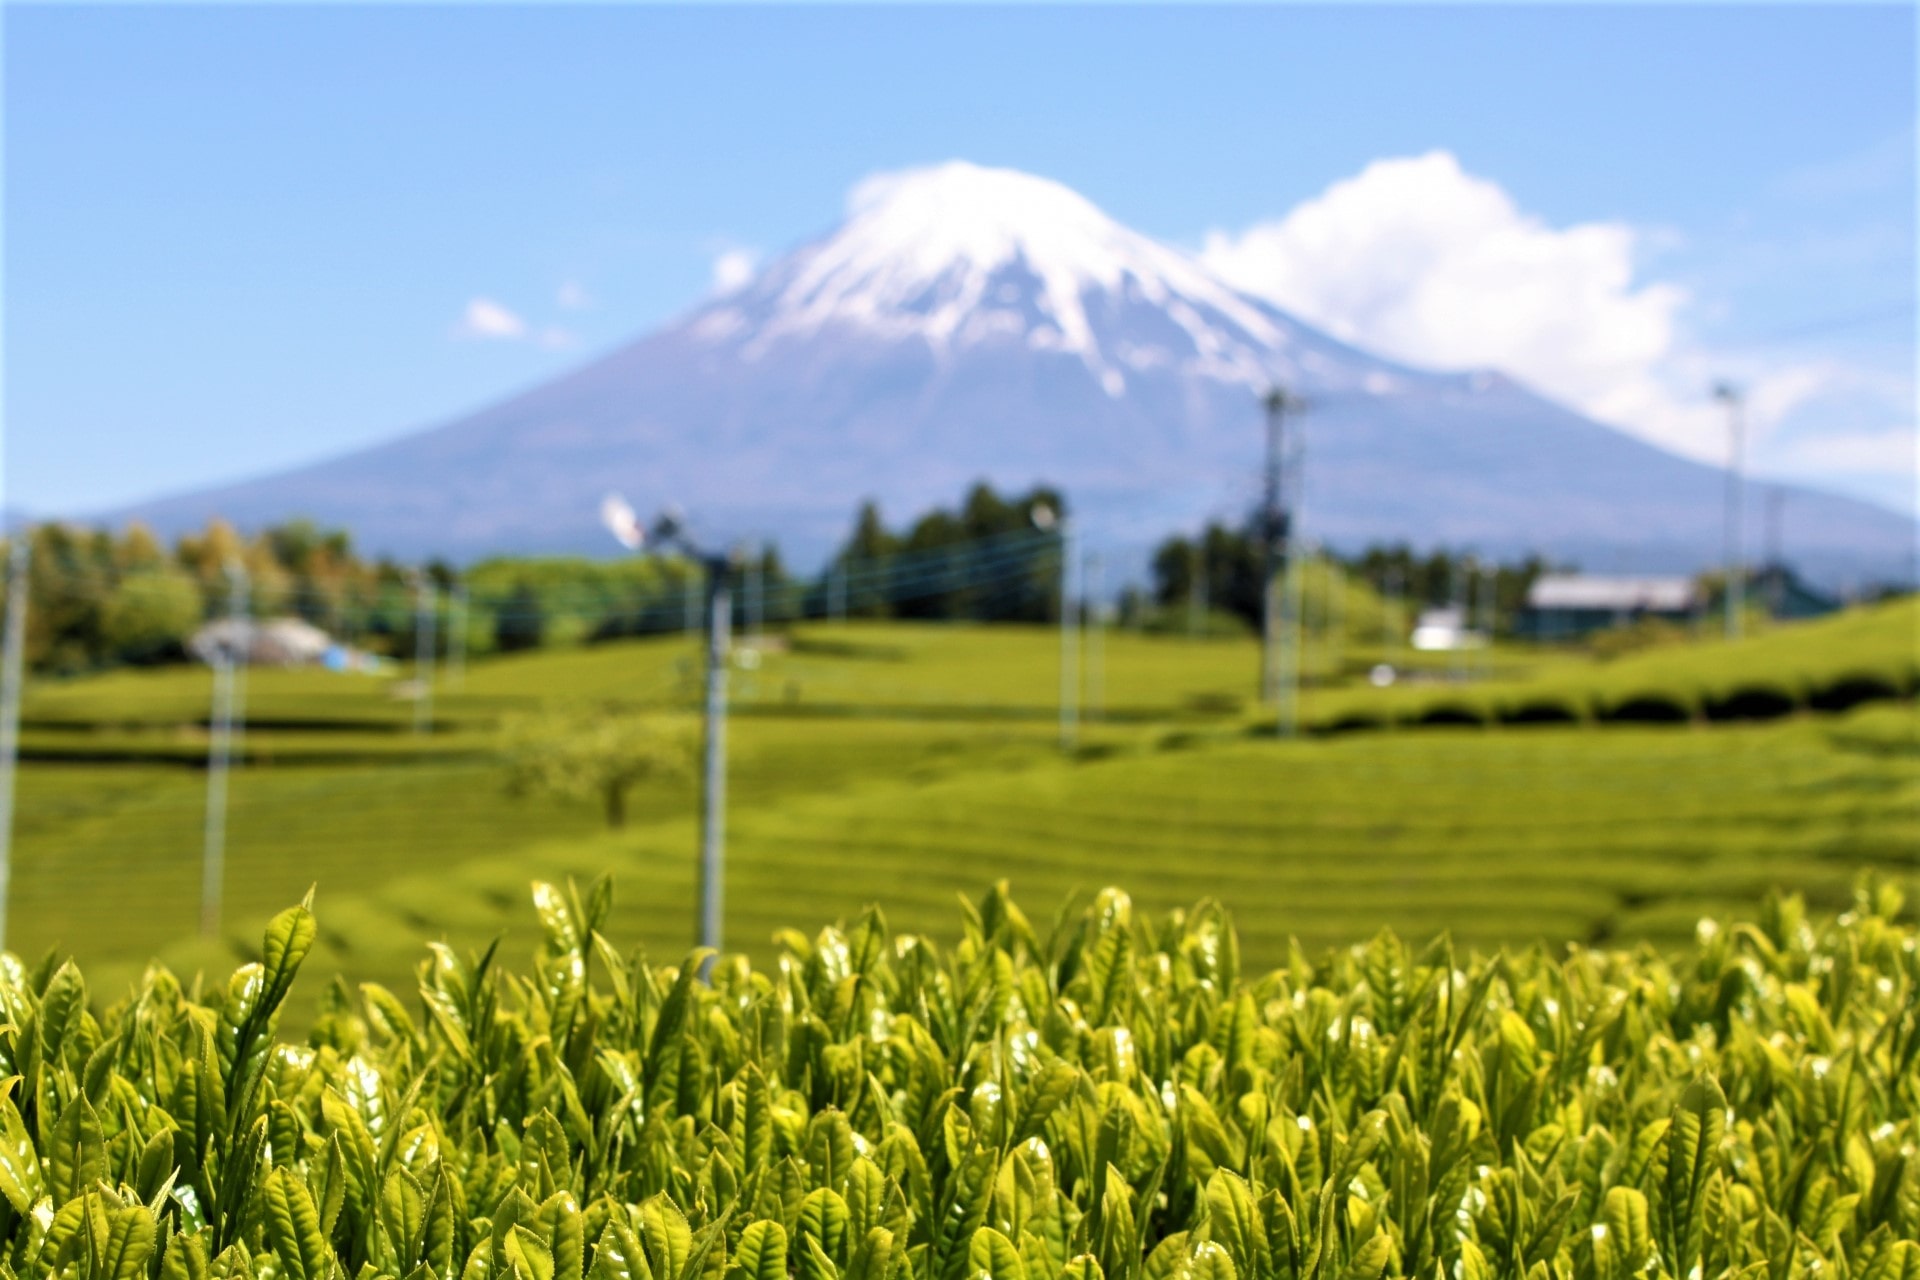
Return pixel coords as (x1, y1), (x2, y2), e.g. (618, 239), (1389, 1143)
(6, 4), (1914, 517)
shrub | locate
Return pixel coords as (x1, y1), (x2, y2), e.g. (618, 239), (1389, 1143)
(1809, 671), (1906, 713)
(1599, 691), (1695, 724)
(502, 707), (695, 827)
(1413, 700), (1487, 726)
(1319, 710), (1387, 735)
(1703, 682), (1800, 722)
(1496, 695), (1583, 726)
(0, 881), (1916, 1279)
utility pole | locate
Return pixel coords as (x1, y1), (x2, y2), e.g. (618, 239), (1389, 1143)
(602, 496), (735, 966)
(695, 555), (731, 961)
(1449, 557), (1468, 683)
(1278, 538), (1305, 736)
(202, 559), (248, 937)
(1715, 382), (1746, 641)
(0, 538), (29, 951)
(745, 546), (763, 644)
(1764, 488), (1786, 618)
(1060, 521), (1078, 751)
(1327, 556), (1345, 681)
(1479, 563), (1498, 679)
(1259, 389), (1296, 703)
(1384, 565), (1404, 658)
(1188, 542), (1205, 639)
(446, 581), (468, 688)
(1273, 411), (1308, 737)
(1033, 505), (1077, 752)
(413, 575), (436, 735)
(1085, 551), (1104, 723)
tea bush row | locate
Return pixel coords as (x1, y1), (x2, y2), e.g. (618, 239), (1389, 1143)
(0, 879), (1915, 1279)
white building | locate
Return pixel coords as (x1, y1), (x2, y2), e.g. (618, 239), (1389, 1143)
(188, 617), (335, 668)
(1522, 575), (1700, 640)
(1410, 606), (1487, 652)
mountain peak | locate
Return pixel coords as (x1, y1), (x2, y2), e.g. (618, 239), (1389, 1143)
(838, 160), (1136, 283)
(698, 161), (1289, 394)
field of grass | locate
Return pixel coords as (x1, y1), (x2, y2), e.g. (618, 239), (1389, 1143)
(9, 597), (1914, 997)
(1308, 596), (1919, 729)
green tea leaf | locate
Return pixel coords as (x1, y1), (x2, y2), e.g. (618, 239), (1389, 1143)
(262, 1165), (334, 1280)
(735, 1220), (789, 1280)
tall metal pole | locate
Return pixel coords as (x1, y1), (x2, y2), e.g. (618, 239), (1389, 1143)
(1058, 521), (1078, 753)
(697, 557), (731, 962)
(1278, 539), (1304, 737)
(1465, 561), (1480, 679)
(202, 559), (247, 937)
(600, 495), (735, 970)
(746, 547), (763, 644)
(1085, 551), (1104, 723)
(1480, 564), (1498, 678)
(446, 582), (468, 688)
(413, 576), (436, 734)
(1260, 390), (1291, 702)
(1327, 556), (1345, 681)
(0, 538), (30, 952)
(1716, 383), (1746, 641)
(1449, 558), (1467, 683)
(1188, 542), (1205, 639)
(1764, 487), (1785, 618)
(1384, 565), (1403, 657)
(1276, 425), (1307, 737)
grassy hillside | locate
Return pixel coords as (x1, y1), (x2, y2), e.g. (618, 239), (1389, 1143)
(12, 883), (1918, 1279)
(9, 598), (1914, 997)
(1308, 596), (1918, 729)
(226, 708), (1914, 995)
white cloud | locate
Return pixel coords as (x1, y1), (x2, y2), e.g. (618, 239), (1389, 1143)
(556, 280), (593, 310)
(454, 297), (528, 340)
(1200, 151), (1708, 447)
(710, 247), (760, 294)
(451, 298), (579, 351)
(1198, 151), (1916, 506)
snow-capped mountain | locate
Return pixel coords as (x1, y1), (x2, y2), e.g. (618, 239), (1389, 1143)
(112, 162), (1913, 582)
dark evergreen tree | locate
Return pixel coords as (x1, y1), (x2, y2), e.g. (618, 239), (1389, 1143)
(493, 580), (546, 653)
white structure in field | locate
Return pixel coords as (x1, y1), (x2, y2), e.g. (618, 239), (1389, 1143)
(1522, 575), (1700, 640)
(188, 617), (381, 670)
(1410, 606), (1487, 652)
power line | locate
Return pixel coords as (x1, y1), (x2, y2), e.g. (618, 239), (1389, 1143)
(1740, 300), (1914, 345)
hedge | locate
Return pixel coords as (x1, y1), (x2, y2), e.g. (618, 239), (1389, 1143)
(0, 880), (1915, 1279)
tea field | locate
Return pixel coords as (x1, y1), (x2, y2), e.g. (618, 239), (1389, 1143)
(10, 879), (1919, 1278)
(7, 598), (1916, 997)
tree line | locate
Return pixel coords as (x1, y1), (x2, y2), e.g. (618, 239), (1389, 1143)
(4, 481), (1070, 675)
(8, 487), (1579, 675)
(1148, 522), (1553, 638)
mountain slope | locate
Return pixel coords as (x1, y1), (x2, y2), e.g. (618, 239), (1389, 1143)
(113, 162), (1914, 583)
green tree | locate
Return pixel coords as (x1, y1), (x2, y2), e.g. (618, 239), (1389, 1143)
(501, 707), (693, 828)
(101, 568), (204, 663)
(493, 580), (546, 652)
(837, 500), (899, 618)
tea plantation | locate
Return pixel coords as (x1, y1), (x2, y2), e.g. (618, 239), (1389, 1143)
(0, 880), (1916, 1278)
(6, 599), (1916, 1000)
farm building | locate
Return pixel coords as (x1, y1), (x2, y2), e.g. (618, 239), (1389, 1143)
(1750, 562), (1842, 620)
(1410, 606), (1486, 651)
(187, 617), (382, 669)
(1520, 575), (1700, 640)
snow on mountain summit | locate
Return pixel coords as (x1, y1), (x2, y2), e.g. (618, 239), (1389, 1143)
(693, 161), (1296, 395)
(106, 157), (1916, 583)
